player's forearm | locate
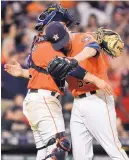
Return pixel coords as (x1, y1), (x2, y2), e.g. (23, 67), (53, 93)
(21, 69), (29, 78)
(83, 72), (100, 85)
(74, 47), (96, 63)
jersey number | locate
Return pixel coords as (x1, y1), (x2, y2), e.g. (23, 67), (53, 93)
(78, 80), (90, 88)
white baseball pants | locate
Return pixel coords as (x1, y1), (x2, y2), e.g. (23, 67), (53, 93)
(70, 91), (129, 160)
(23, 89), (65, 160)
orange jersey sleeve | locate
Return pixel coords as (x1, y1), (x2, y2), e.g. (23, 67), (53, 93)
(81, 33), (98, 46)
(68, 33), (98, 57)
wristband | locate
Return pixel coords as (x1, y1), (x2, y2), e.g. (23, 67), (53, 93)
(69, 65), (87, 80)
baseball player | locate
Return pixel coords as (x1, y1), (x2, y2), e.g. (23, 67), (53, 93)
(4, 6), (77, 160)
(4, 5), (112, 160)
(46, 22), (128, 160)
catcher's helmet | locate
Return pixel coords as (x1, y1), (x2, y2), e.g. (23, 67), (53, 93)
(35, 4), (79, 32)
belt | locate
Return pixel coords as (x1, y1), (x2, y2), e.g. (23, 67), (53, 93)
(29, 89), (60, 100)
(77, 91), (96, 98)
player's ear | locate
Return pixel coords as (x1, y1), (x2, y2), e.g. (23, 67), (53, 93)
(60, 22), (68, 31)
(60, 22), (66, 25)
(42, 25), (48, 35)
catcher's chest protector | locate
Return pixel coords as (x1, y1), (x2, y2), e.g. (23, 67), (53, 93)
(27, 35), (47, 68)
(27, 35), (49, 75)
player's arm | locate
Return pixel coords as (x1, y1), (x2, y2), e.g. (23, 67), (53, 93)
(4, 59), (29, 78)
(74, 42), (100, 63)
(69, 66), (113, 95)
(83, 72), (113, 95)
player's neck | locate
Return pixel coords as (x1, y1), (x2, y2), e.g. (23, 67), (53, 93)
(69, 32), (75, 41)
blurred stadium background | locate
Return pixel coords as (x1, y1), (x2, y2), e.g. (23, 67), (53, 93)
(1, 1), (129, 160)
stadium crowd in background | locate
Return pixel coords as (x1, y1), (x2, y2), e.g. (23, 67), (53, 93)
(1, 1), (129, 147)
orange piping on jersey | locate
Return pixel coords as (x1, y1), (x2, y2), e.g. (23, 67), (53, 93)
(43, 97), (58, 134)
(104, 94), (127, 160)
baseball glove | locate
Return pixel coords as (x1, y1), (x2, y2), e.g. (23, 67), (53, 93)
(47, 56), (78, 80)
(94, 27), (124, 57)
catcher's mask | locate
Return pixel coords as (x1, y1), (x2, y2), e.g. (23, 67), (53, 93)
(35, 4), (79, 32)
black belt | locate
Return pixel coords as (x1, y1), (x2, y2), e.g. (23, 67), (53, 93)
(29, 89), (60, 100)
(37, 131), (65, 150)
(78, 91), (96, 98)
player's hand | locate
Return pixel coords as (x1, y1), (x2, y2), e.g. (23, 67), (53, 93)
(4, 59), (23, 77)
(95, 79), (113, 95)
(47, 56), (78, 80)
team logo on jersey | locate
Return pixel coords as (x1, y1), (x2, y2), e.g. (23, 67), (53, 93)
(53, 34), (59, 41)
(82, 36), (91, 42)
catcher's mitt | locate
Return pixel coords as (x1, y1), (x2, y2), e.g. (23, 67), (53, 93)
(47, 56), (78, 80)
(94, 27), (124, 57)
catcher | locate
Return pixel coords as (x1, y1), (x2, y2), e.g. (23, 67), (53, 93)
(45, 22), (128, 159)
(4, 5), (113, 160)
